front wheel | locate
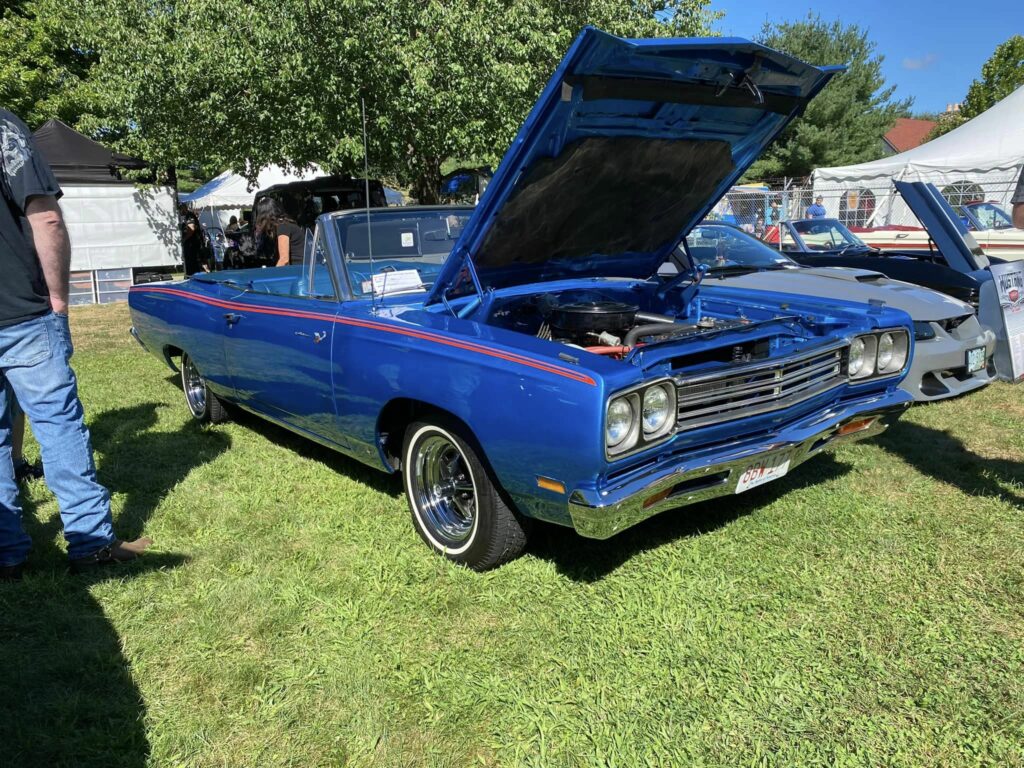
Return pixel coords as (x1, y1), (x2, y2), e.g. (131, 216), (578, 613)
(180, 353), (228, 423)
(403, 419), (528, 570)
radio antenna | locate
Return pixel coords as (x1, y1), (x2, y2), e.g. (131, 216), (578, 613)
(361, 97), (378, 310)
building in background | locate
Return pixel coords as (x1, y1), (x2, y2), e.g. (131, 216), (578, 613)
(880, 117), (938, 156)
(33, 120), (180, 304)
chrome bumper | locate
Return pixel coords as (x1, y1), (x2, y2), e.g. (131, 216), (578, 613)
(568, 397), (910, 540)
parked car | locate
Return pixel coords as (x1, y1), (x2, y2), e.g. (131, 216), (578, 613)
(767, 183), (998, 308)
(956, 200), (1017, 232)
(844, 187), (1024, 262)
(253, 175), (388, 230)
(682, 223), (995, 401)
(129, 28), (915, 569)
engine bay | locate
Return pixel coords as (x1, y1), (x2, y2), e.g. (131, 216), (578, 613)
(486, 286), (769, 361)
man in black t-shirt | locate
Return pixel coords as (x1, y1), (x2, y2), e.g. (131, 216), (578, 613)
(0, 109), (151, 579)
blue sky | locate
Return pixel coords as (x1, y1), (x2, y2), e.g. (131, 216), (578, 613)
(711, 1), (1024, 114)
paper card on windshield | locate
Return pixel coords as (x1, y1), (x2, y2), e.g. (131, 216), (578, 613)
(370, 269), (425, 296)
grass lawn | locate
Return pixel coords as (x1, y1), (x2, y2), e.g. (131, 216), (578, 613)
(1, 301), (1023, 767)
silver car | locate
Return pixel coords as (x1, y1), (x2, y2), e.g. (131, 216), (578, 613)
(675, 224), (996, 402)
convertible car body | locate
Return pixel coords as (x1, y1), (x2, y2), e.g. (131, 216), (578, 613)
(130, 29), (914, 569)
(856, 198), (1024, 261)
(684, 224), (995, 401)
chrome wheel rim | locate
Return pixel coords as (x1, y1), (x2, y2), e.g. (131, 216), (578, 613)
(182, 357), (207, 417)
(412, 434), (476, 548)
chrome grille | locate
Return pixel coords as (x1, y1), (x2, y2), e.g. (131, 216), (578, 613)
(674, 342), (846, 431)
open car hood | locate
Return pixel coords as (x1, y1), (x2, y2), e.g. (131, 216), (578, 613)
(894, 181), (990, 272)
(428, 27), (840, 302)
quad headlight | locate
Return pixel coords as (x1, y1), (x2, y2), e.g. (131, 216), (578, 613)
(847, 329), (910, 381)
(606, 398), (635, 448)
(606, 380), (677, 459)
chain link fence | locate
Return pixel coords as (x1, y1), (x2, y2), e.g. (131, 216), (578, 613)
(705, 172), (1022, 238)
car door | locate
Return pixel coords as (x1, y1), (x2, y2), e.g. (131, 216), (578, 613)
(221, 229), (350, 447)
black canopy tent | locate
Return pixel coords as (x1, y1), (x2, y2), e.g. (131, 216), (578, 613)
(25, 120), (180, 298)
(31, 119), (147, 184)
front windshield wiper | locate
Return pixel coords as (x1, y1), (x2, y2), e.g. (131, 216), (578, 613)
(835, 242), (867, 255)
(708, 265), (759, 276)
(709, 263), (790, 275)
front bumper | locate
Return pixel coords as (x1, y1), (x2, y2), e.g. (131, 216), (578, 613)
(568, 391), (911, 539)
(903, 323), (997, 402)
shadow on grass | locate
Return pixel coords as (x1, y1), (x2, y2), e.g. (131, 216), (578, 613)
(0, 400), (225, 766)
(530, 452), (853, 582)
(160, 372), (401, 497)
(89, 402), (233, 536)
(877, 420), (1024, 508)
(228, 405), (403, 498)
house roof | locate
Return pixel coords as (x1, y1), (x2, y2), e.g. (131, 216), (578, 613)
(883, 117), (937, 153)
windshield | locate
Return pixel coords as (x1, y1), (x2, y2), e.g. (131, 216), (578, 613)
(684, 224), (797, 270)
(961, 202), (1014, 231)
(336, 209), (472, 297)
(790, 219), (866, 251)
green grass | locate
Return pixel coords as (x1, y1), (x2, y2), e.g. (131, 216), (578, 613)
(2, 302), (1023, 767)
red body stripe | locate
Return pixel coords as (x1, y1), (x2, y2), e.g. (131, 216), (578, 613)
(131, 285), (597, 386)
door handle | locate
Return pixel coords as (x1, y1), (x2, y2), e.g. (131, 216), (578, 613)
(295, 330), (328, 343)
(224, 312), (242, 325)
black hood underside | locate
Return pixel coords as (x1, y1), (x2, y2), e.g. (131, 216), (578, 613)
(473, 136), (735, 277)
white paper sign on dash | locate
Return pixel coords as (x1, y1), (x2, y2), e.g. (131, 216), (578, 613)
(371, 269), (425, 296)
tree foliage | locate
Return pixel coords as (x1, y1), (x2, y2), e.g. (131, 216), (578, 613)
(55, 0), (718, 201)
(0, 0), (94, 128)
(928, 34), (1024, 140)
(745, 13), (910, 180)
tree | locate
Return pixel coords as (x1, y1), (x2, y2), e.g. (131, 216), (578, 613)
(928, 35), (1024, 140)
(57, 0), (719, 201)
(0, 0), (95, 127)
(745, 13), (910, 180)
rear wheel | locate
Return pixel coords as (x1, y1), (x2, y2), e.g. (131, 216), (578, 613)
(403, 419), (528, 570)
(180, 353), (228, 423)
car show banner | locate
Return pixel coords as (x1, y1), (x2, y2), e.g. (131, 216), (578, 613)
(982, 261), (1024, 382)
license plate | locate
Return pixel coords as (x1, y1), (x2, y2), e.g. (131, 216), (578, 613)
(966, 346), (986, 373)
(735, 453), (791, 494)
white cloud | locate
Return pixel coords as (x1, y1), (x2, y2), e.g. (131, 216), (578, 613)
(903, 53), (939, 71)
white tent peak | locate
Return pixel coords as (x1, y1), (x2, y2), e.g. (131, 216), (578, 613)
(181, 164), (325, 208)
(812, 85), (1024, 225)
(815, 85), (1024, 182)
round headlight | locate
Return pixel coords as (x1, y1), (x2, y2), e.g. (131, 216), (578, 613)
(848, 337), (866, 377)
(642, 385), (671, 434)
(877, 332), (894, 370)
(606, 398), (634, 447)
(890, 332), (909, 371)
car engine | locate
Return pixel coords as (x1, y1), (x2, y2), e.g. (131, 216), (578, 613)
(491, 293), (753, 360)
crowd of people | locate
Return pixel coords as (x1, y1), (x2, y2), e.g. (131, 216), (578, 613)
(178, 198), (308, 275)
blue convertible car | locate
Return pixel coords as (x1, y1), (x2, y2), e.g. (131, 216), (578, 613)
(130, 29), (914, 569)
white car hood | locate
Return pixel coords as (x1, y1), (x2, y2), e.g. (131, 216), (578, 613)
(718, 266), (974, 322)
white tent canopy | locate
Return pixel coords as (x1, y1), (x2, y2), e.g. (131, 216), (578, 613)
(812, 85), (1024, 225)
(181, 164), (325, 208)
(181, 164), (325, 230)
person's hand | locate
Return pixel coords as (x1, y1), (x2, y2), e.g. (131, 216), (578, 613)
(50, 297), (69, 315)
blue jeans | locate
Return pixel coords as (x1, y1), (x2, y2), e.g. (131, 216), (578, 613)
(0, 312), (115, 565)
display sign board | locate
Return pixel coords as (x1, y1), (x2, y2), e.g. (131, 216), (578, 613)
(983, 261), (1024, 382)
